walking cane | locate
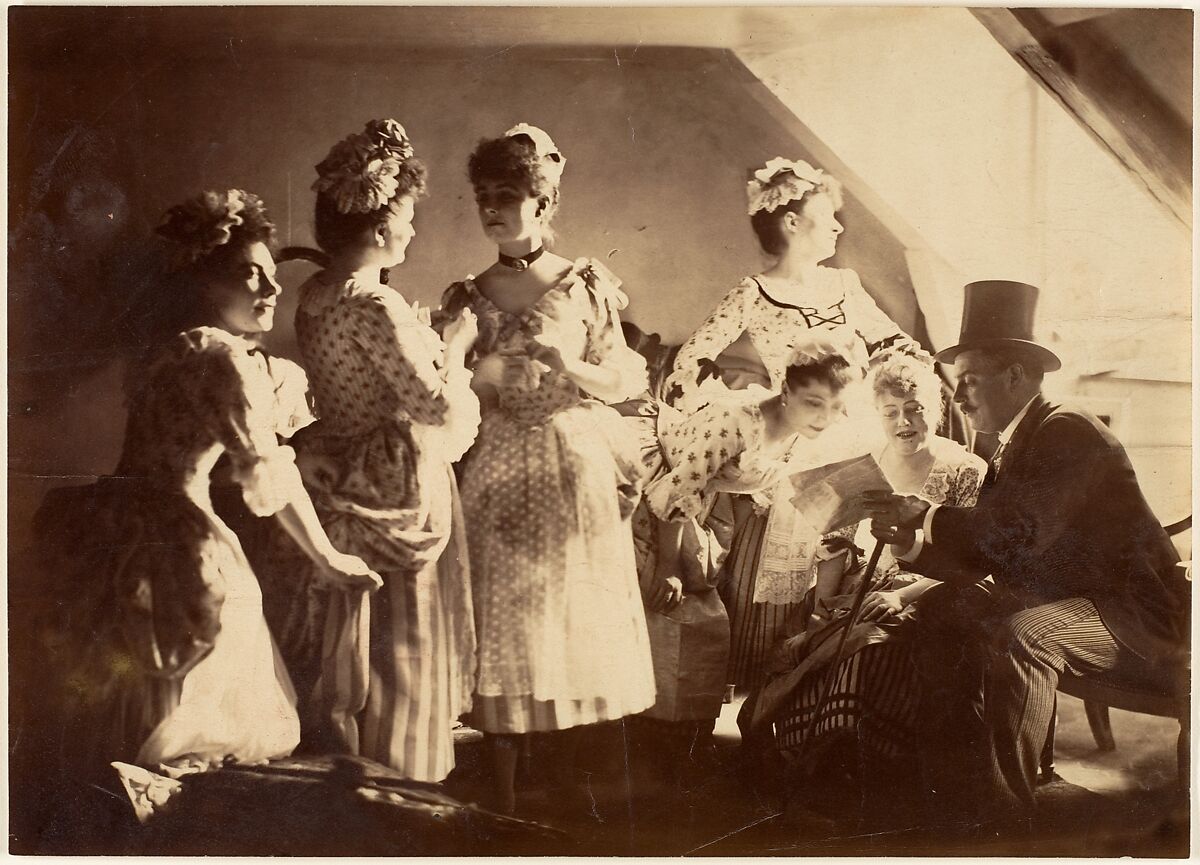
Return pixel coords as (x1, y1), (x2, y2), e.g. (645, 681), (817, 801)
(793, 537), (888, 762)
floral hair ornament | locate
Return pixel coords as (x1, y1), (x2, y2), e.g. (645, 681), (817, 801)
(156, 188), (268, 271)
(747, 157), (830, 216)
(505, 123), (566, 184)
(313, 118), (416, 215)
(785, 330), (869, 378)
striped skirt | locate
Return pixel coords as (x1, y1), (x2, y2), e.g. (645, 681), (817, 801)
(719, 509), (804, 692)
(773, 640), (919, 761)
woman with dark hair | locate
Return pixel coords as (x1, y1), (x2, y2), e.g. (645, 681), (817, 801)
(441, 124), (654, 814)
(756, 351), (984, 823)
(33, 189), (382, 778)
(274, 119), (480, 783)
(631, 335), (864, 778)
(662, 159), (921, 743)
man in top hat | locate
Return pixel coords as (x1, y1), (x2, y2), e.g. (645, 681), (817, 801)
(863, 280), (1188, 822)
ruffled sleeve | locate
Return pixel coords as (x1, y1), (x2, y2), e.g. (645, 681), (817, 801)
(263, 355), (316, 440)
(181, 329), (308, 518)
(645, 403), (749, 522)
(350, 291), (481, 462)
(840, 269), (922, 359)
(576, 260), (648, 404)
(663, 280), (754, 403)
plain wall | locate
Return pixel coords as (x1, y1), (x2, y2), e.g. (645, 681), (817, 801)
(8, 8), (925, 558)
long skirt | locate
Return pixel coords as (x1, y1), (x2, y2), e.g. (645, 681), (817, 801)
(463, 404), (656, 734)
(719, 508), (805, 692)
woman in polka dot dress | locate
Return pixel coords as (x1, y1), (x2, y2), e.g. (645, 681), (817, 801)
(280, 120), (481, 783)
(441, 124), (655, 814)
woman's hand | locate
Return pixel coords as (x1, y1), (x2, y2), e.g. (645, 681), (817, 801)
(442, 309), (479, 357)
(860, 590), (905, 622)
(645, 574), (684, 613)
(316, 550), (384, 592)
(472, 350), (545, 390)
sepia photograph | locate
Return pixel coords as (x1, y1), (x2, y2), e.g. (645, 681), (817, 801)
(7, 4), (1193, 857)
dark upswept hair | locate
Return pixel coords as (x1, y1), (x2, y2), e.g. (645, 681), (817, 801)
(124, 189), (275, 357)
(750, 179), (844, 256)
(784, 352), (859, 394)
(156, 188), (275, 277)
(313, 160), (427, 254)
(467, 135), (561, 224)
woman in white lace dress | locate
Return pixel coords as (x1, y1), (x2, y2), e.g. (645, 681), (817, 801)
(441, 124), (654, 814)
(274, 120), (481, 784)
(33, 190), (381, 782)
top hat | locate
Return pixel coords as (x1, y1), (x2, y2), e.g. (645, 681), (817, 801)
(934, 280), (1061, 371)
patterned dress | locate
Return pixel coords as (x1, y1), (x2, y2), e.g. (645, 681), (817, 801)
(279, 272), (480, 783)
(635, 399), (797, 722)
(442, 258), (655, 734)
(34, 327), (303, 775)
(665, 269), (917, 692)
(765, 438), (985, 760)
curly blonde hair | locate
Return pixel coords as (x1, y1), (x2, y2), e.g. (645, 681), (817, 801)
(871, 355), (944, 426)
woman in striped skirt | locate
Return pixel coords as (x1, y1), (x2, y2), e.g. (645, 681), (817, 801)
(262, 119), (482, 782)
(759, 353), (984, 808)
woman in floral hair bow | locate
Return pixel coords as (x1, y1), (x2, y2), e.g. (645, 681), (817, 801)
(659, 158), (921, 748)
(268, 119), (481, 784)
(440, 123), (654, 814)
(31, 189), (382, 785)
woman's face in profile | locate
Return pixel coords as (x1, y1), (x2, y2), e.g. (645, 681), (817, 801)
(204, 241), (281, 336)
(877, 390), (931, 455)
(789, 192), (843, 262)
(380, 196), (417, 268)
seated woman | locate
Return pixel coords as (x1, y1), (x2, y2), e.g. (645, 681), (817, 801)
(32, 190), (382, 785)
(754, 351), (985, 819)
(633, 335), (864, 778)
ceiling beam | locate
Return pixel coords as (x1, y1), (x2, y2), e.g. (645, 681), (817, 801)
(971, 7), (1190, 229)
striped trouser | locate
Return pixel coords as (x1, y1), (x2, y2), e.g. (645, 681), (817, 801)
(912, 584), (1123, 818)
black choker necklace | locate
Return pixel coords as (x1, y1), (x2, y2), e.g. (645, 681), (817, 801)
(498, 246), (545, 271)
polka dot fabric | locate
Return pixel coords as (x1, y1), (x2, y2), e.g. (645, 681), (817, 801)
(284, 272), (480, 782)
(446, 259), (655, 732)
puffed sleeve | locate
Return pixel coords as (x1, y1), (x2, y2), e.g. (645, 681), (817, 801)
(264, 355), (316, 440)
(840, 269), (922, 358)
(351, 293), (481, 462)
(663, 281), (754, 403)
(184, 330), (307, 518)
(645, 404), (748, 522)
(576, 260), (648, 404)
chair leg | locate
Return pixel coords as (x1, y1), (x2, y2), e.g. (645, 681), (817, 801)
(1177, 714), (1189, 797)
(1084, 700), (1116, 751)
(1039, 696), (1057, 783)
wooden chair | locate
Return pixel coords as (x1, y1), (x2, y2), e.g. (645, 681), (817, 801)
(1040, 516), (1191, 789)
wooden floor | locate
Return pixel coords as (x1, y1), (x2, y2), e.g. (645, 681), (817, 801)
(9, 693), (1188, 856)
